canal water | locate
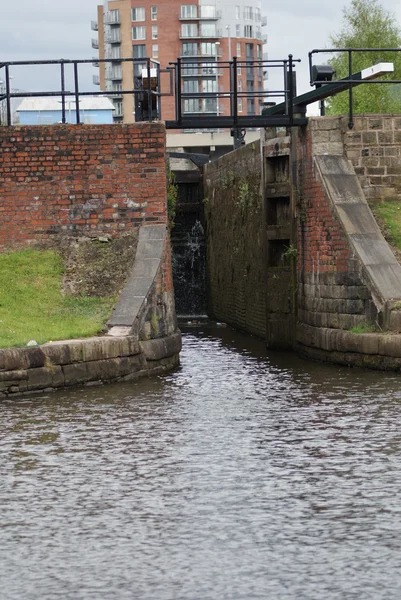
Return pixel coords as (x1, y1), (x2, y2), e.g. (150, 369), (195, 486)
(2, 323), (401, 600)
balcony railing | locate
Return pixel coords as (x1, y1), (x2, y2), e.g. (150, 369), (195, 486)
(91, 20), (98, 31)
(104, 11), (120, 25)
(182, 48), (223, 58)
(91, 38), (99, 50)
(105, 31), (121, 44)
(93, 75), (100, 85)
(261, 16), (267, 27)
(92, 57), (99, 67)
(180, 29), (222, 40)
(179, 10), (221, 21)
(262, 34), (268, 44)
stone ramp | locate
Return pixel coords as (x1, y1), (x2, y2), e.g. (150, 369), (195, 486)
(108, 224), (167, 331)
(316, 155), (401, 316)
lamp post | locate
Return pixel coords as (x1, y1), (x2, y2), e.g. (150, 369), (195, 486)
(226, 25), (232, 61)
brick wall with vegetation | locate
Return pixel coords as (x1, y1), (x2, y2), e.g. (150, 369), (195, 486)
(0, 123), (167, 250)
(204, 141), (266, 337)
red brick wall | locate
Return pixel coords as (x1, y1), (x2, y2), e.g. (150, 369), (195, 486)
(0, 123), (167, 250)
(296, 126), (377, 331)
(297, 128), (351, 276)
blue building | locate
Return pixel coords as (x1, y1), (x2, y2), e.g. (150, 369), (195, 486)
(17, 96), (115, 125)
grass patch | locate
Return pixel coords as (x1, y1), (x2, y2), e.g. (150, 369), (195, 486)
(370, 200), (401, 257)
(349, 323), (378, 334)
(0, 249), (115, 348)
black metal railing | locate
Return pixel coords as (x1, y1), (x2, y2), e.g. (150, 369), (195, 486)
(0, 57), (171, 126)
(167, 54), (301, 129)
(309, 48), (401, 128)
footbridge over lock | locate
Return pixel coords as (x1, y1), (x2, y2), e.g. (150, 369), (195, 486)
(3, 50), (401, 371)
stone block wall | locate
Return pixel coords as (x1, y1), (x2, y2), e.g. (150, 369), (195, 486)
(0, 123), (167, 250)
(342, 115), (401, 203)
(204, 141), (266, 337)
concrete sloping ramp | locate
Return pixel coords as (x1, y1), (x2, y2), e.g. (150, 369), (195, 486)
(316, 155), (401, 318)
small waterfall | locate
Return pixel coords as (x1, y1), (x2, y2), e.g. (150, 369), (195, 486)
(172, 218), (206, 318)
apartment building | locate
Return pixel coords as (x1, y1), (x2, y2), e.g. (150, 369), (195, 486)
(92, 0), (267, 150)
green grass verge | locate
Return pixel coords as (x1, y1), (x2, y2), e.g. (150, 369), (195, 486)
(0, 249), (116, 349)
(370, 200), (401, 251)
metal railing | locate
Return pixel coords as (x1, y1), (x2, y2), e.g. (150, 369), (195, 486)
(167, 54), (300, 129)
(309, 48), (401, 129)
(0, 57), (171, 126)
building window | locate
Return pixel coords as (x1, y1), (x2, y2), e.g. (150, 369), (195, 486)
(181, 23), (198, 37)
(244, 6), (254, 20)
(182, 42), (198, 55)
(246, 43), (254, 58)
(244, 25), (253, 38)
(108, 10), (120, 23)
(132, 26), (146, 40)
(236, 24), (241, 37)
(152, 44), (158, 58)
(151, 6), (157, 20)
(181, 5), (198, 19)
(247, 98), (255, 115)
(182, 59), (199, 75)
(200, 23), (216, 37)
(152, 25), (158, 39)
(202, 78), (217, 93)
(236, 42), (241, 56)
(201, 42), (216, 56)
(132, 7), (145, 21)
(236, 6), (241, 19)
(256, 45), (262, 59)
(200, 5), (216, 18)
(133, 44), (147, 58)
(238, 98), (243, 112)
(110, 45), (121, 59)
(134, 62), (146, 76)
(255, 7), (261, 22)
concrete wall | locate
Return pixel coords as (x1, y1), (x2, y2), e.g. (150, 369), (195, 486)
(204, 141), (266, 337)
(0, 123), (167, 250)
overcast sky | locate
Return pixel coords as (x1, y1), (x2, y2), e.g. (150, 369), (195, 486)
(1, 0), (401, 110)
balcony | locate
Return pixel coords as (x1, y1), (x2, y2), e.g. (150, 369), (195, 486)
(182, 48), (223, 58)
(92, 57), (99, 67)
(104, 11), (120, 25)
(261, 16), (267, 27)
(91, 38), (99, 49)
(105, 30), (121, 43)
(262, 34), (268, 44)
(93, 75), (100, 85)
(180, 29), (222, 40)
(179, 9), (221, 21)
(91, 20), (98, 31)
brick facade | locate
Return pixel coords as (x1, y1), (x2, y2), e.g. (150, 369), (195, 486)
(296, 120), (379, 332)
(0, 123), (167, 250)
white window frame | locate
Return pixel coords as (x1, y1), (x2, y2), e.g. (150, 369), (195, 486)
(151, 6), (157, 20)
(132, 7), (145, 22)
(132, 26), (146, 41)
(152, 25), (158, 39)
(152, 44), (158, 58)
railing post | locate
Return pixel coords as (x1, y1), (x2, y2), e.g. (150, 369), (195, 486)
(60, 61), (66, 124)
(233, 56), (238, 127)
(348, 49), (353, 129)
(5, 64), (12, 126)
(73, 61), (80, 125)
(146, 58), (152, 122)
(288, 54), (294, 126)
(176, 57), (182, 126)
